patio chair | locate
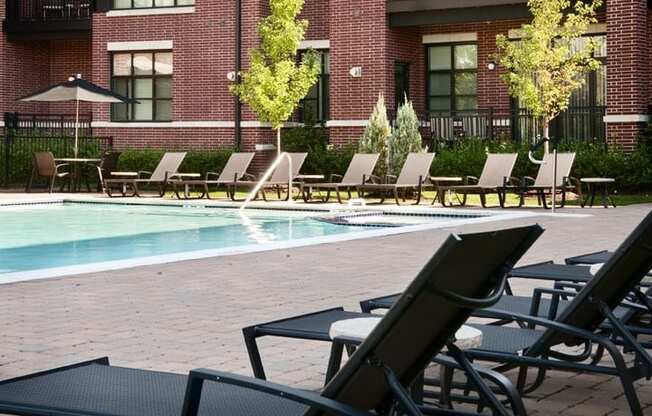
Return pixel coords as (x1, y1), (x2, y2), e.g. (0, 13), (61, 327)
(26, 151), (70, 193)
(0, 225), (543, 416)
(243, 226), (542, 412)
(171, 152), (255, 200)
(437, 153), (519, 208)
(357, 153), (435, 205)
(505, 152), (580, 208)
(95, 151), (121, 193)
(301, 153), (380, 203)
(103, 152), (186, 198)
(232, 153), (307, 201)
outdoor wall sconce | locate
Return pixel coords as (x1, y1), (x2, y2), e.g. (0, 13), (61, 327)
(227, 71), (238, 82)
(349, 67), (363, 78)
(487, 61), (496, 71)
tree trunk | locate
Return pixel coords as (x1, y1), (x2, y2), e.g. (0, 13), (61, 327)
(542, 120), (550, 154)
(276, 128), (281, 156)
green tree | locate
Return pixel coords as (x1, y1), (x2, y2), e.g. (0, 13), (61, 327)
(358, 94), (392, 176)
(496, 0), (602, 151)
(231, 0), (321, 155)
(388, 96), (426, 176)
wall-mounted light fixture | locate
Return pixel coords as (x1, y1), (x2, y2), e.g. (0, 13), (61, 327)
(487, 61), (496, 71)
(227, 71), (238, 82)
(349, 67), (362, 78)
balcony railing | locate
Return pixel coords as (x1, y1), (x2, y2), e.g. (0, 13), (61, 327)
(395, 107), (607, 147)
(4, 0), (94, 39)
(3, 112), (93, 138)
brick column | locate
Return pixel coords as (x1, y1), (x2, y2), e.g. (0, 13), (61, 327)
(605, 0), (650, 150)
(328, 0), (388, 145)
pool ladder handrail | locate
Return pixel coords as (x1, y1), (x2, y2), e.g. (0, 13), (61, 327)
(240, 152), (293, 211)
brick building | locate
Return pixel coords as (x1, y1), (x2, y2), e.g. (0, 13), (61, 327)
(1, 0), (651, 165)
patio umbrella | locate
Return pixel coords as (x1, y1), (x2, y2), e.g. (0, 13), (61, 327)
(19, 75), (133, 157)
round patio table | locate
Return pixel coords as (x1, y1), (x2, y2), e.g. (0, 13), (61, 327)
(169, 173), (202, 198)
(55, 158), (101, 193)
(108, 171), (139, 196)
(329, 317), (482, 349)
(430, 176), (464, 206)
(294, 174), (325, 201)
(580, 178), (616, 208)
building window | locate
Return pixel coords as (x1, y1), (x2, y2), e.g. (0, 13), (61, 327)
(111, 51), (173, 122)
(394, 62), (410, 110)
(426, 43), (477, 113)
(113, 0), (194, 9)
(569, 35), (607, 107)
(299, 51), (329, 124)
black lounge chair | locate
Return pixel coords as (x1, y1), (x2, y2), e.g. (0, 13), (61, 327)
(244, 225), (543, 414)
(565, 250), (612, 265)
(0, 226), (542, 416)
(360, 212), (652, 415)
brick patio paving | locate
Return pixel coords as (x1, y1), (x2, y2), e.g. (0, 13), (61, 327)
(0, 198), (650, 414)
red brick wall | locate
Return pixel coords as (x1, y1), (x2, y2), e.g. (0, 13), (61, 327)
(302, 0), (329, 40)
(0, 0), (50, 116)
(328, 0), (387, 144)
(606, 0), (650, 148)
(48, 39), (93, 114)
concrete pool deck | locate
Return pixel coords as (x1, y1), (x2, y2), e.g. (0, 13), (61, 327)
(0, 193), (651, 414)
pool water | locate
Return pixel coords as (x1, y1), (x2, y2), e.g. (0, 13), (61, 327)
(0, 201), (512, 281)
(0, 203), (368, 275)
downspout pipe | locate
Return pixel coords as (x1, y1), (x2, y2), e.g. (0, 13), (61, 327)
(235, 0), (242, 150)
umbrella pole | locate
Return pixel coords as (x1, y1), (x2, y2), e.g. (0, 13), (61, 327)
(74, 99), (80, 158)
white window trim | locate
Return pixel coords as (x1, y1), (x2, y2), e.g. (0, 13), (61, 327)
(422, 33), (477, 44)
(299, 40), (330, 50)
(91, 120), (369, 128)
(106, 6), (195, 17)
(603, 114), (650, 124)
(107, 40), (173, 51)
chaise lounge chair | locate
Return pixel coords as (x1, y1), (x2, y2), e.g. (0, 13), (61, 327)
(357, 153), (435, 205)
(301, 153), (380, 203)
(0, 226), (543, 416)
(232, 153), (307, 201)
(103, 152), (187, 198)
(360, 212), (652, 414)
(171, 152), (255, 200)
(504, 152), (579, 209)
(438, 153), (518, 208)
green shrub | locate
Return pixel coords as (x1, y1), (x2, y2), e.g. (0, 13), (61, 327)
(358, 95), (391, 175)
(388, 98), (426, 176)
(430, 139), (652, 192)
(282, 124), (355, 176)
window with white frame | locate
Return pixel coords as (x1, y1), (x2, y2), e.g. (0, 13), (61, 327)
(111, 51), (173, 122)
(113, 0), (194, 9)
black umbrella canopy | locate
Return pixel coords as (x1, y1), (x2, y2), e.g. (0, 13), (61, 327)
(19, 78), (134, 103)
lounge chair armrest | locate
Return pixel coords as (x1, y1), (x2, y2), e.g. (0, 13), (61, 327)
(567, 176), (581, 188)
(55, 163), (70, 173)
(385, 174), (398, 184)
(553, 282), (585, 292)
(464, 176), (479, 185)
(206, 171), (221, 180)
(242, 172), (256, 181)
(531, 287), (578, 320)
(522, 176), (536, 186)
(506, 176), (520, 186)
(138, 170), (153, 179)
(184, 369), (373, 416)
(368, 174), (382, 184)
(330, 173), (343, 182)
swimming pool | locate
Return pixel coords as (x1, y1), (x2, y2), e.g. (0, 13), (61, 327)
(0, 201), (527, 283)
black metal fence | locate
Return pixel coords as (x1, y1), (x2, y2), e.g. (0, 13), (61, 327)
(388, 106), (606, 146)
(6, 0), (94, 22)
(425, 106), (606, 146)
(4, 112), (93, 138)
(1, 134), (113, 187)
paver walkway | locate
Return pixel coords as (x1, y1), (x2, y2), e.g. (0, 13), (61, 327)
(0, 199), (651, 415)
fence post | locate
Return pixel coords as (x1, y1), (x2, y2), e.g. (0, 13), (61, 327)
(487, 108), (494, 140)
(3, 113), (15, 188)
